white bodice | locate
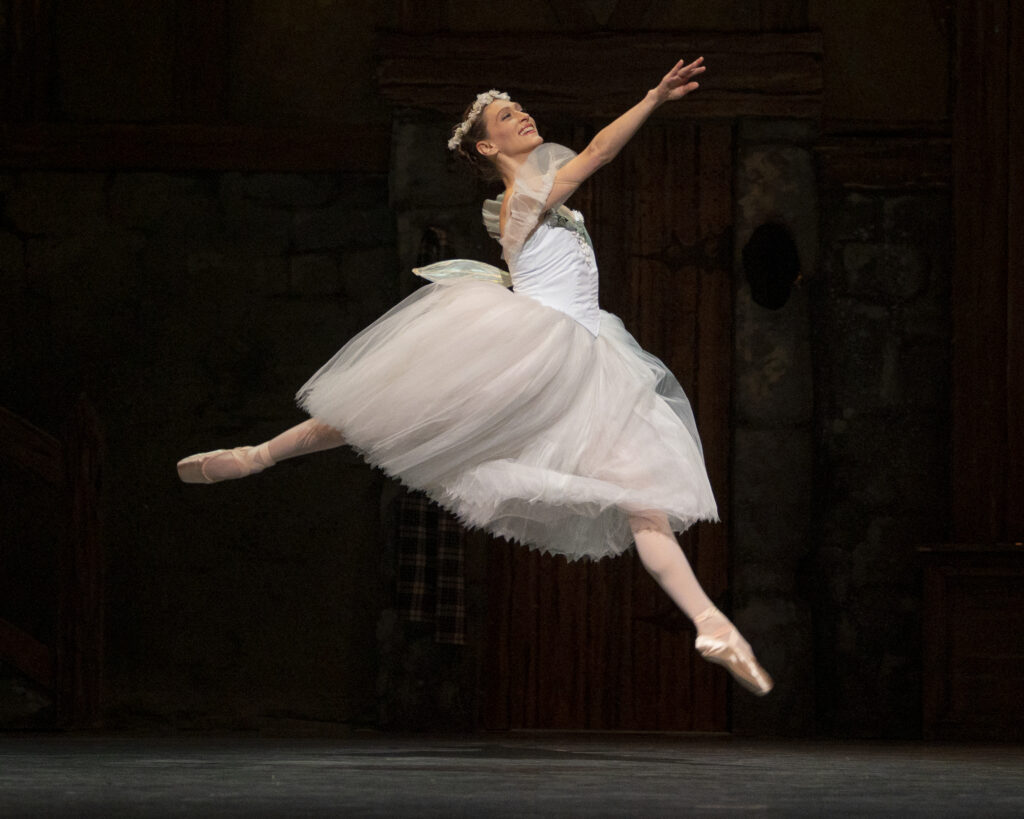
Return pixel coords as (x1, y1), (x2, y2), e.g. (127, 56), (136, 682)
(476, 143), (604, 338)
(482, 192), (602, 337)
(507, 207), (601, 337)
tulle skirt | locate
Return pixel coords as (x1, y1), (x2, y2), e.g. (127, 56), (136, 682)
(296, 279), (718, 560)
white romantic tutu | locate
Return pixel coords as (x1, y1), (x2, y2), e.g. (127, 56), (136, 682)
(296, 278), (718, 560)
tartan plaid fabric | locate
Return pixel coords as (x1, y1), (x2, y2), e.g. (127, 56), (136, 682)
(396, 491), (466, 645)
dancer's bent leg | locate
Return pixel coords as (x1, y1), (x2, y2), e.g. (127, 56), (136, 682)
(628, 510), (773, 695)
(177, 418), (345, 483)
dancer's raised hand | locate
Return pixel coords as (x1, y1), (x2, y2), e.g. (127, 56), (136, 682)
(653, 57), (705, 103)
(541, 56), (706, 210)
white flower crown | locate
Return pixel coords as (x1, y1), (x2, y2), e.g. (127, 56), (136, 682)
(447, 89), (510, 152)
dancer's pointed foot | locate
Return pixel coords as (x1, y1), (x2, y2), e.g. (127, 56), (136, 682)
(694, 605), (774, 696)
(176, 443), (274, 484)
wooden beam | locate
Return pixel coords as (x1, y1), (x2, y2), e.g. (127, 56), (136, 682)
(821, 118), (951, 138)
(0, 122), (392, 172)
(814, 136), (951, 190)
(377, 31), (822, 120)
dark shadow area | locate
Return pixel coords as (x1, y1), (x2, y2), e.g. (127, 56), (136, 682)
(742, 222), (801, 310)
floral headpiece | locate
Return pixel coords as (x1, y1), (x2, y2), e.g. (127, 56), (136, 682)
(447, 89), (510, 151)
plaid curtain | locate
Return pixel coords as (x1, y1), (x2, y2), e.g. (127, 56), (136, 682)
(395, 491), (466, 645)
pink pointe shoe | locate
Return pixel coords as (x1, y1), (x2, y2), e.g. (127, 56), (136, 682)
(694, 605), (774, 696)
(176, 444), (273, 484)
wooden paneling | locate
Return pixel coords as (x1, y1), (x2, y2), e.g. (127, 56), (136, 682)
(951, 0), (1018, 543)
(546, 0), (598, 28)
(0, 397), (103, 728)
(378, 31), (822, 120)
(2, 0), (55, 121)
(693, 122), (733, 726)
(920, 0), (1024, 740)
(815, 137), (951, 190)
(920, 544), (1024, 740)
(757, 0), (810, 30)
(1006, 0), (1024, 538)
(0, 1), (389, 172)
(484, 122), (732, 731)
(57, 396), (104, 728)
(605, 0), (658, 29)
(396, 0), (449, 32)
(0, 122), (392, 172)
(172, 0), (229, 121)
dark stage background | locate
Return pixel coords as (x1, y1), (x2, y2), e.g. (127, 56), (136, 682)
(1, 1), (1020, 741)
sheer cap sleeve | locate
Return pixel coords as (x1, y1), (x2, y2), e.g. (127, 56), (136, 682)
(481, 197), (502, 242)
(500, 143), (577, 256)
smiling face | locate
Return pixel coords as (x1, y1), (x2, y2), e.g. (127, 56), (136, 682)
(476, 99), (543, 162)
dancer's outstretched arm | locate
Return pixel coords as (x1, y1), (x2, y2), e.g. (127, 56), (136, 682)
(543, 57), (705, 210)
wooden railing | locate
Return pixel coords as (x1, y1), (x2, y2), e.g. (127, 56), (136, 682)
(0, 396), (103, 728)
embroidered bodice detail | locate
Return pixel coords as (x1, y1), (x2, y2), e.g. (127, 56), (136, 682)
(549, 207), (596, 256)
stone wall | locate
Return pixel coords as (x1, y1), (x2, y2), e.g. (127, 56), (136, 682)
(810, 184), (951, 737)
(728, 121), (951, 738)
(0, 169), (399, 731)
(730, 120), (818, 736)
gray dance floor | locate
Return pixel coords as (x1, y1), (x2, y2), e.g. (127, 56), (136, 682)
(1, 733), (1022, 817)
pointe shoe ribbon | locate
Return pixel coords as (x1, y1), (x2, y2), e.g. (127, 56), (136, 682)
(176, 445), (270, 484)
(694, 606), (774, 697)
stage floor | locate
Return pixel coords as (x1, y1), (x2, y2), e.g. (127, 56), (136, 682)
(1, 733), (1022, 816)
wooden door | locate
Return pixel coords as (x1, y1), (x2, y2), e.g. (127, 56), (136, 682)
(951, 0), (1024, 543)
(484, 121), (734, 731)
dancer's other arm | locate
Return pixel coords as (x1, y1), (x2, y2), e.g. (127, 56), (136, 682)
(544, 57), (705, 210)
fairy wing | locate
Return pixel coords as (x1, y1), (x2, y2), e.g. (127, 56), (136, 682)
(412, 259), (512, 288)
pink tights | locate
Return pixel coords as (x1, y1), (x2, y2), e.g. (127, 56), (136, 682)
(195, 419), (346, 481)
(262, 418), (346, 463)
(629, 510), (732, 639)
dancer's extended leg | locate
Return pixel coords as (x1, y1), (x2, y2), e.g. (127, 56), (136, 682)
(629, 510), (715, 623)
(263, 419), (346, 463)
(629, 510), (773, 695)
(177, 419), (345, 483)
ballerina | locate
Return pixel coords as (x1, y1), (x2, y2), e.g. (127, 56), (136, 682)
(177, 57), (773, 696)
